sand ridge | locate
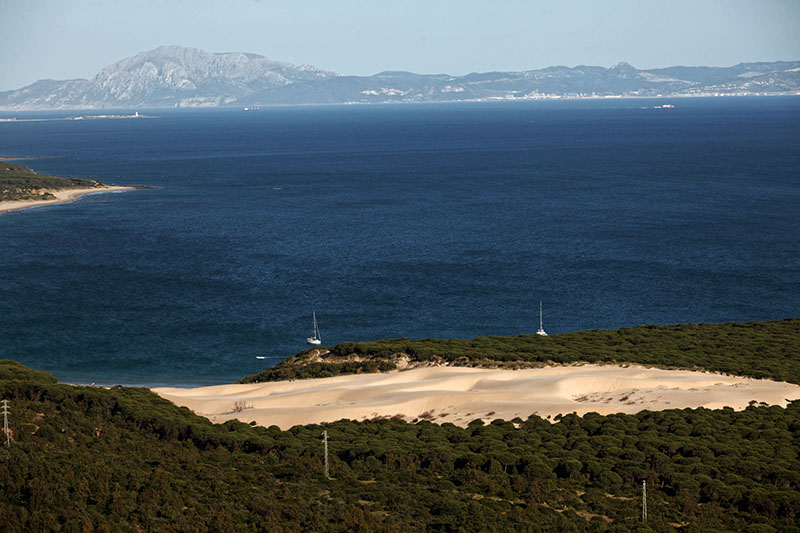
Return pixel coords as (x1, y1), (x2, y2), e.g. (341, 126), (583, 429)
(153, 365), (800, 429)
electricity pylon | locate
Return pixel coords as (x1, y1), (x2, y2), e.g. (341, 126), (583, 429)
(642, 480), (647, 522)
(322, 430), (330, 479)
(2, 400), (9, 447)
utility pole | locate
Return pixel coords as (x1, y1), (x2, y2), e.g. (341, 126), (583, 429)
(2, 400), (9, 447)
(322, 430), (330, 479)
(642, 480), (647, 522)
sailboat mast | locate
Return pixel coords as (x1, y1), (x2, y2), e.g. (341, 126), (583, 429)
(536, 301), (548, 336)
(539, 301), (543, 330)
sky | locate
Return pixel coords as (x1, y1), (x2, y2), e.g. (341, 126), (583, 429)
(1, 0), (799, 91)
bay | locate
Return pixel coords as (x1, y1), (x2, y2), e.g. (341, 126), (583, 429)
(0, 98), (798, 385)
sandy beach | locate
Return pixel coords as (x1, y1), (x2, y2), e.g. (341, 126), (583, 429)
(0, 186), (135, 213)
(153, 365), (800, 429)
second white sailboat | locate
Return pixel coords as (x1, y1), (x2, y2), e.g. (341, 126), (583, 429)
(307, 311), (322, 345)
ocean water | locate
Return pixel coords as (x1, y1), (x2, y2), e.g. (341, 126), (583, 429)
(0, 98), (798, 386)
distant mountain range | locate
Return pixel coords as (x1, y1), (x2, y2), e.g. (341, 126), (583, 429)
(2, 46), (799, 109)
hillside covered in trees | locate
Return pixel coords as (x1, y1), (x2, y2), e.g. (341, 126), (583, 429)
(241, 319), (800, 385)
(1, 354), (800, 531)
(2, 319), (799, 530)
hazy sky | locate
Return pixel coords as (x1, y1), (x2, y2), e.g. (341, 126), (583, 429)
(1, 0), (799, 91)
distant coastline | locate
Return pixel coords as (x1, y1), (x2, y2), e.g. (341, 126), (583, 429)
(0, 112), (154, 123)
(1, 46), (798, 110)
(0, 92), (798, 114)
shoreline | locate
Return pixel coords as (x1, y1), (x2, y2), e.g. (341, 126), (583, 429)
(0, 113), (155, 123)
(0, 185), (138, 213)
(0, 93), (798, 114)
(153, 364), (800, 430)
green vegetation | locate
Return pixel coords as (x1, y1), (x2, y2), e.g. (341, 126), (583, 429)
(241, 359), (397, 383)
(242, 319), (800, 385)
(0, 161), (103, 202)
(1, 359), (799, 531)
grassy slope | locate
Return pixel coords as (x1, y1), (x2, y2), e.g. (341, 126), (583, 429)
(242, 318), (800, 384)
(0, 161), (102, 201)
(1, 359), (799, 531)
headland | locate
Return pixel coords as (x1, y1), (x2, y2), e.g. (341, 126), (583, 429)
(0, 159), (140, 213)
(155, 319), (800, 429)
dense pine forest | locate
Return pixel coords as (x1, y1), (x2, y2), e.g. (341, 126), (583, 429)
(2, 319), (799, 531)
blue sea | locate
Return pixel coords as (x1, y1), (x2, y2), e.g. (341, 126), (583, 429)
(0, 98), (798, 386)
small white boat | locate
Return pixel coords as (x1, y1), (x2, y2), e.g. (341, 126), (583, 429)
(255, 356), (266, 360)
(536, 301), (548, 336)
(307, 311), (322, 345)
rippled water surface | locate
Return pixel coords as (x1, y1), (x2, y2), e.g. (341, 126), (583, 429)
(1, 98), (798, 385)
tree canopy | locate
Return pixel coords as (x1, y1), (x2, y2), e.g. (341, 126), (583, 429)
(2, 354), (799, 531)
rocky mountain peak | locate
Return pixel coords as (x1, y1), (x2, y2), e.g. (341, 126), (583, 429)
(610, 61), (636, 71)
(1, 49), (797, 110)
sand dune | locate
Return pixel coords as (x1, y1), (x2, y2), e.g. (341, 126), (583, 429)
(153, 365), (800, 429)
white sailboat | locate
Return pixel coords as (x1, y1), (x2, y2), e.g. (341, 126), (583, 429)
(536, 301), (548, 336)
(307, 311), (322, 345)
